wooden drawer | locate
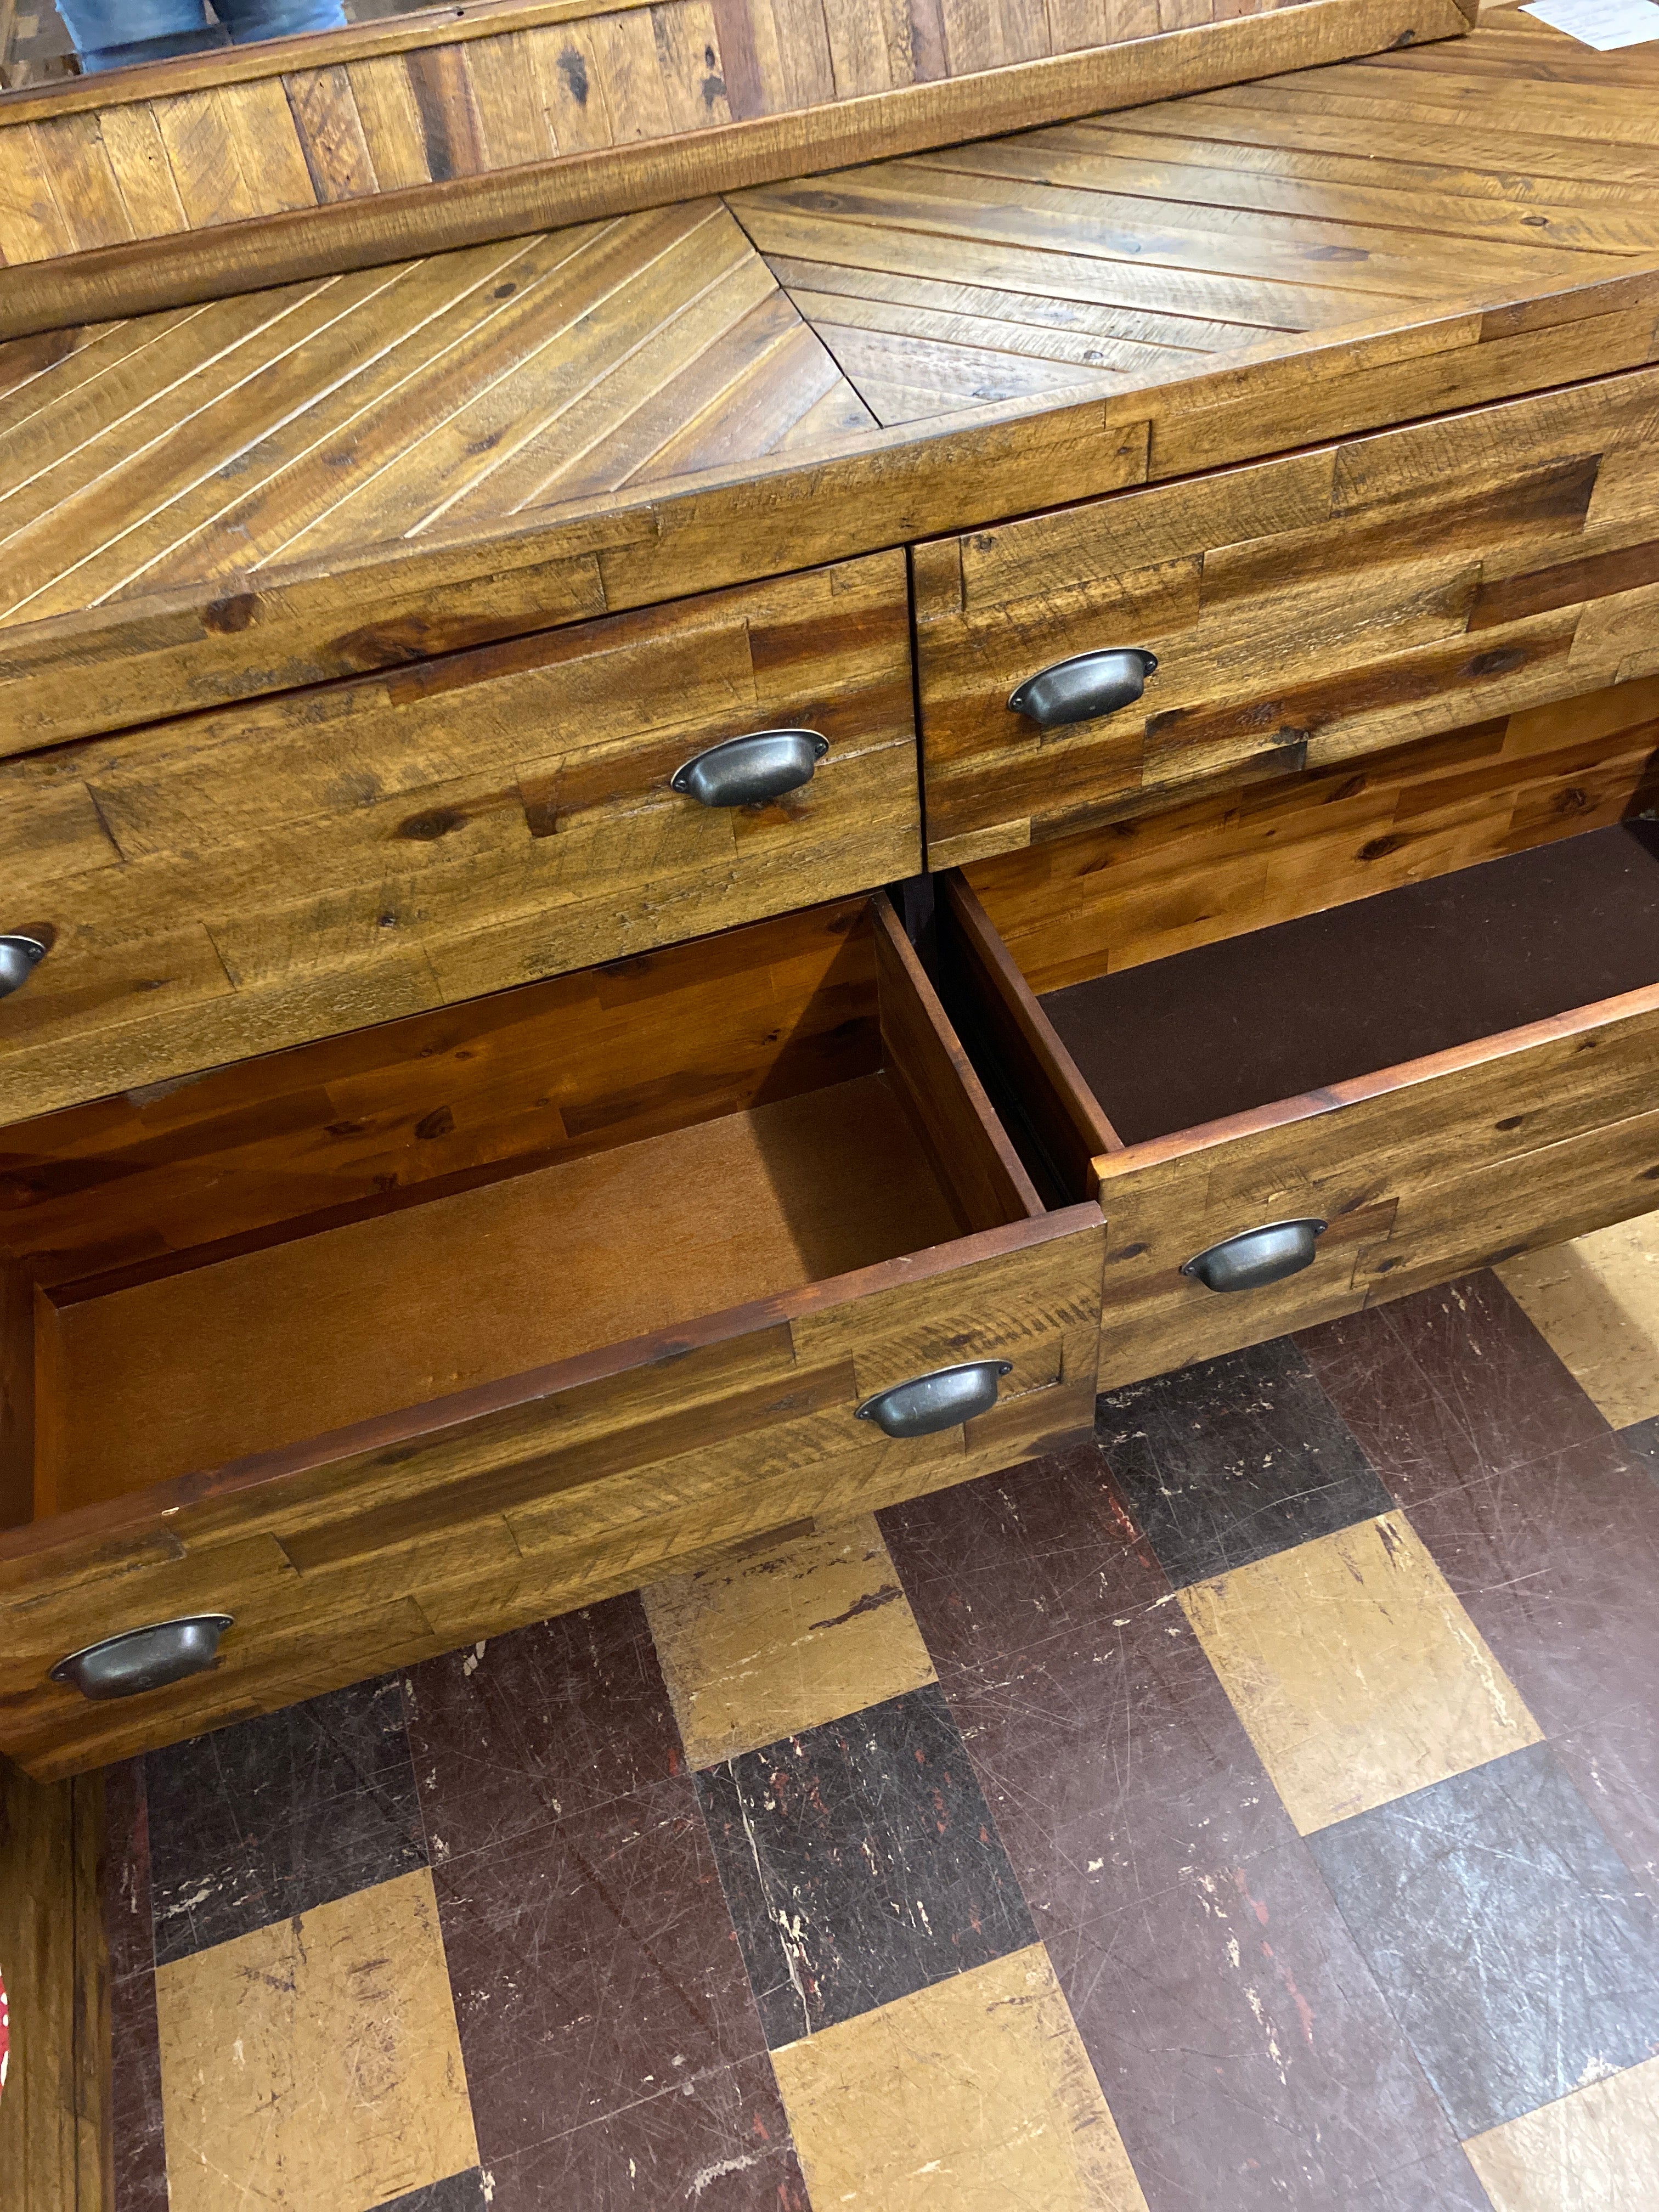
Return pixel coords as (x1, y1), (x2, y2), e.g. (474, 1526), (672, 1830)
(0, 895), (1103, 1779)
(916, 364), (1659, 868)
(0, 552), (919, 1127)
(940, 679), (1659, 1391)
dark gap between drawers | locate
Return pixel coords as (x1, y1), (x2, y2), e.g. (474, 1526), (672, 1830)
(1040, 822), (1659, 1146)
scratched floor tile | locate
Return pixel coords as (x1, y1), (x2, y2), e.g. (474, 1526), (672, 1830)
(103, 1757), (169, 2212)
(1052, 1839), (1483, 2212)
(773, 1944), (1150, 2210)
(404, 1592), (683, 1865)
(641, 1512), (936, 1768)
(883, 1441), (1302, 1928)
(1097, 1336), (1393, 1588)
(1464, 2052), (1659, 2212)
(1497, 1211), (1659, 1429)
(371, 2172), (490, 2211)
(1180, 1511), (1542, 1834)
(1618, 1411), (1659, 1476)
(483, 2053), (808, 2209)
(432, 1769), (763, 2163)
(1308, 1743), (1659, 2137)
(145, 1672), (426, 1965)
(1300, 1279), (1659, 1890)
(155, 1868), (476, 2212)
(697, 1683), (1036, 2047)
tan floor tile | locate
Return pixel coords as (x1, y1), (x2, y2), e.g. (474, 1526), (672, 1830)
(1497, 1213), (1659, 1429)
(1464, 2053), (1659, 2212)
(156, 1867), (476, 2212)
(1179, 1513), (1543, 1835)
(641, 1511), (936, 1767)
(772, 1944), (1149, 2211)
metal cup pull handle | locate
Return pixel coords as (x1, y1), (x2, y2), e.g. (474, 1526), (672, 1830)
(0, 934), (47, 1000)
(1181, 1219), (1327, 1295)
(672, 730), (829, 808)
(50, 1614), (233, 1701)
(856, 1358), (1013, 1439)
(1008, 648), (1157, 731)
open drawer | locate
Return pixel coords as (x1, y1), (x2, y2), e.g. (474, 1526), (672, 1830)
(0, 895), (1104, 1779)
(940, 677), (1659, 1391)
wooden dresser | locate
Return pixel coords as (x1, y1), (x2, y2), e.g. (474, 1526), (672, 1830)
(4, 2), (1658, 1781)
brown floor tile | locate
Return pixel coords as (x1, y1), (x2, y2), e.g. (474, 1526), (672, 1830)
(484, 2055), (808, 2210)
(884, 1443), (1302, 1927)
(432, 1772), (762, 2163)
(1497, 1213), (1659, 1430)
(1337, 2143), (1496, 2211)
(773, 1944), (1149, 2210)
(1051, 1839), (1469, 2212)
(155, 1868), (477, 2212)
(1295, 1274), (1609, 1497)
(1299, 1279), (1659, 1889)
(641, 1514), (936, 1768)
(1464, 2054), (1659, 2212)
(405, 1594), (682, 1866)
(1180, 1513), (1541, 1834)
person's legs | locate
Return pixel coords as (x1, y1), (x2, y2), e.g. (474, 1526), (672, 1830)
(211, 0), (347, 39)
(55, 0), (227, 70)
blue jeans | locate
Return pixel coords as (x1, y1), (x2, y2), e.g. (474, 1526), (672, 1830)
(57, 0), (347, 70)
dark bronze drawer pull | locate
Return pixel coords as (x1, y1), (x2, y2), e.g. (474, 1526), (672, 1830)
(1008, 648), (1157, 731)
(50, 1614), (233, 1700)
(672, 729), (829, 808)
(856, 1358), (1013, 1438)
(1181, 1219), (1327, 1295)
(0, 933), (47, 999)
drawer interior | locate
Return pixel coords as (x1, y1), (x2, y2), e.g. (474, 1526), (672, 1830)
(2, 897), (1037, 1527)
(1044, 821), (1659, 1147)
(948, 684), (1659, 1190)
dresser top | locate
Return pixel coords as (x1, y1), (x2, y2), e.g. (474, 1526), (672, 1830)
(3, 2), (1658, 745)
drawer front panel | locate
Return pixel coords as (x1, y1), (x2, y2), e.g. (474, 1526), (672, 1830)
(917, 364), (1659, 867)
(0, 552), (919, 1126)
(1093, 994), (1659, 1392)
(0, 1207), (1103, 1777)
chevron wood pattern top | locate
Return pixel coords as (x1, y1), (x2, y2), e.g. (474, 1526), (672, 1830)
(732, 12), (1659, 424)
(1, 5), (1656, 746)
(0, 0), (1459, 342)
(0, 196), (877, 631)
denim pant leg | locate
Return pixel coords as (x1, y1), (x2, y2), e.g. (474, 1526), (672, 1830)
(210, 0), (349, 38)
(54, 0), (228, 71)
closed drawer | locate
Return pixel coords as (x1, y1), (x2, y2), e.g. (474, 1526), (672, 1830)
(0, 894), (1103, 1778)
(941, 678), (1659, 1391)
(916, 363), (1659, 868)
(0, 552), (919, 1127)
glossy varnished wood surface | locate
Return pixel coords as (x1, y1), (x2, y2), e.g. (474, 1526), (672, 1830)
(0, 6), (1654, 752)
(0, 0), (1463, 335)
